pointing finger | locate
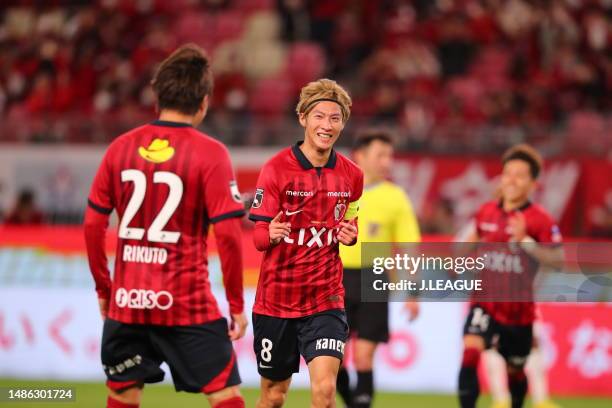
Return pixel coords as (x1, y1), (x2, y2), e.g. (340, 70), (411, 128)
(271, 211), (283, 223)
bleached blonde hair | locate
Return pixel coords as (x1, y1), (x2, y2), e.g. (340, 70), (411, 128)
(295, 78), (352, 123)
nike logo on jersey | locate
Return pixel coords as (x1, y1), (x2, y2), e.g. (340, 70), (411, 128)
(285, 209), (303, 216)
(258, 362), (273, 369)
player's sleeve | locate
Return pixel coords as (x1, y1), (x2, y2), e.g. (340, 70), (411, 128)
(212, 218), (244, 314)
(204, 146), (246, 314)
(344, 168), (364, 222)
(532, 212), (563, 245)
(341, 168), (364, 246)
(87, 149), (114, 216)
(84, 152), (114, 300)
(248, 162), (280, 223)
(393, 189), (421, 242)
(203, 146), (246, 223)
(253, 221), (272, 252)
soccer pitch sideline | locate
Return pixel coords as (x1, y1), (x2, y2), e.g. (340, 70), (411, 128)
(1, 380), (611, 408)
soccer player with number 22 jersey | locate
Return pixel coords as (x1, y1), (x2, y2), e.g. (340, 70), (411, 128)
(249, 79), (364, 408)
(84, 44), (247, 408)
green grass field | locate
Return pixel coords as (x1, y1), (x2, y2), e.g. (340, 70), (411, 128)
(0, 379), (610, 407)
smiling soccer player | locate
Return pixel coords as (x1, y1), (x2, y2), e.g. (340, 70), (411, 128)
(249, 79), (364, 408)
(457, 144), (563, 408)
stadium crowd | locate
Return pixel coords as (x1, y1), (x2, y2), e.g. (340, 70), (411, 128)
(0, 0), (609, 153)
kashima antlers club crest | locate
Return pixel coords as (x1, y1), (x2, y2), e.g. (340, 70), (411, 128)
(334, 200), (347, 221)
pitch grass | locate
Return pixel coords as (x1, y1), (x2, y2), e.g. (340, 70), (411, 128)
(0, 379), (610, 407)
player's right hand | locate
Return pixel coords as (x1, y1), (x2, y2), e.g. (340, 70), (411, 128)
(269, 211), (291, 245)
(98, 298), (109, 320)
(228, 312), (248, 340)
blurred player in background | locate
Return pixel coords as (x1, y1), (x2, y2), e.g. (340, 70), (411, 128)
(249, 78), (363, 408)
(337, 130), (421, 408)
(84, 44), (247, 408)
(457, 144), (563, 408)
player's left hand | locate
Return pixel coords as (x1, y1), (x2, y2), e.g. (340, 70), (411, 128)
(338, 221), (357, 245)
(228, 312), (248, 341)
(508, 211), (527, 241)
(403, 299), (420, 322)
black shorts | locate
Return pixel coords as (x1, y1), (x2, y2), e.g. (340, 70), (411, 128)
(343, 268), (390, 343)
(253, 309), (349, 381)
(463, 305), (533, 366)
(101, 318), (240, 394)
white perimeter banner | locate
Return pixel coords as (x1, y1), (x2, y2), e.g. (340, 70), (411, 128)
(0, 287), (464, 392)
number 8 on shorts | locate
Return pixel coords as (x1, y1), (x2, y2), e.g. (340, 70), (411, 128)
(261, 338), (273, 363)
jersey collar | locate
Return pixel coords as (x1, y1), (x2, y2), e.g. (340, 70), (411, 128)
(292, 141), (337, 170)
(151, 120), (192, 128)
(498, 199), (532, 212)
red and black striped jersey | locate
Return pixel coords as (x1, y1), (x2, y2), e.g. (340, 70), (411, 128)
(87, 120), (245, 325)
(473, 200), (562, 325)
(249, 142), (364, 318)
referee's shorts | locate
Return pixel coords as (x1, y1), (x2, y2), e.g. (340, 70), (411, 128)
(343, 268), (389, 343)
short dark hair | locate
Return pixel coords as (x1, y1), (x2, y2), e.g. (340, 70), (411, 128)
(151, 43), (213, 115)
(353, 129), (394, 151)
(502, 144), (543, 179)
